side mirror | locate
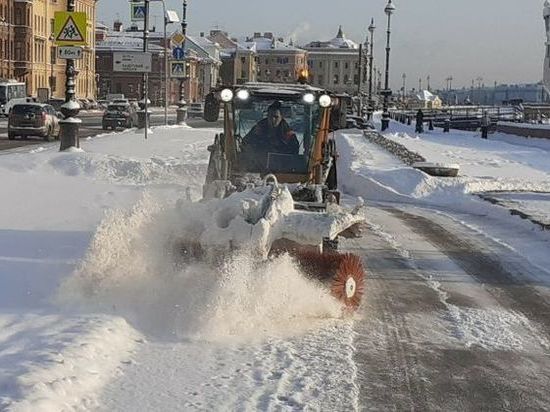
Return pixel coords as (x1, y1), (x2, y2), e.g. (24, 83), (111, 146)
(203, 92), (221, 122)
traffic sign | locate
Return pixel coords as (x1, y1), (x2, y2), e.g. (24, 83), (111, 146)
(130, 2), (146, 21)
(114, 52), (152, 73)
(170, 61), (186, 78)
(172, 47), (184, 60)
(58, 46), (83, 60)
(171, 31), (185, 45)
(54, 12), (87, 46)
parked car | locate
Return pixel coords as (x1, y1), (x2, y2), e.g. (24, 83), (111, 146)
(187, 102), (204, 119)
(8, 103), (61, 141)
(47, 98), (65, 112)
(102, 103), (138, 130)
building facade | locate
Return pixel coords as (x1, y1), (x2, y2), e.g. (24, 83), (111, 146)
(303, 26), (366, 95)
(208, 29), (257, 86)
(543, 0), (550, 94)
(7, 0), (96, 99)
(245, 32), (307, 84)
(0, 0), (15, 79)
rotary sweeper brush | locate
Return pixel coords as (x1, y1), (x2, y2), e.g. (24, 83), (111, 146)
(177, 82), (366, 310)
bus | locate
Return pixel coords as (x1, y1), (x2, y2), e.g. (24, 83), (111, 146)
(0, 81), (27, 116)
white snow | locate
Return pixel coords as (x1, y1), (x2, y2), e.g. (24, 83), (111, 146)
(1, 116), (550, 410)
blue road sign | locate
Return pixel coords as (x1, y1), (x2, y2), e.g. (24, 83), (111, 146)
(131, 3), (146, 21)
(172, 47), (184, 60)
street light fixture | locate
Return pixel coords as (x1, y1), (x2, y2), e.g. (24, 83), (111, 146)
(367, 18), (375, 120)
(381, 0), (395, 132)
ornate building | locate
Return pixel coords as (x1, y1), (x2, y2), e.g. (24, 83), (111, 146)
(544, 0), (550, 93)
(0, 0), (15, 79)
(303, 26), (367, 95)
(8, 0), (96, 99)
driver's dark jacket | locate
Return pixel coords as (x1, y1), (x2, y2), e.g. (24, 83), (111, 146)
(242, 118), (299, 154)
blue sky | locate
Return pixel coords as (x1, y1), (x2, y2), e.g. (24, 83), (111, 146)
(98, 0), (545, 90)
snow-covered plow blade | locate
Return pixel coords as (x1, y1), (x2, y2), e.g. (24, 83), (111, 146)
(174, 179), (366, 310)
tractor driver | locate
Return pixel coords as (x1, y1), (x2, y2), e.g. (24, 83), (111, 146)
(242, 101), (299, 156)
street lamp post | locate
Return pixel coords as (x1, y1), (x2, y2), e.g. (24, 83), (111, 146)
(137, 0), (151, 139)
(367, 18), (375, 120)
(176, 0), (188, 124)
(401, 73), (407, 104)
(59, 0), (81, 151)
(357, 42), (363, 116)
(381, 0), (395, 132)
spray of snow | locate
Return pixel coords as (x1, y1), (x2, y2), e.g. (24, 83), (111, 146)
(57, 194), (343, 342)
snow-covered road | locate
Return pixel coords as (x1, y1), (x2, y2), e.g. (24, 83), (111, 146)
(1, 123), (550, 410)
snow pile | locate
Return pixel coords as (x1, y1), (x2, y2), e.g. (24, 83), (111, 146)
(0, 314), (140, 412)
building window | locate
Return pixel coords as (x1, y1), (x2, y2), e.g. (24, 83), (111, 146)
(334, 61), (339, 69)
(345, 62), (349, 69)
(344, 74), (349, 84)
(318, 75), (323, 85)
(319, 61), (323, 68)
(333, 74), (339, 84)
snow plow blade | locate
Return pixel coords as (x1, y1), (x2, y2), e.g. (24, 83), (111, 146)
(173, 180), (366, 310)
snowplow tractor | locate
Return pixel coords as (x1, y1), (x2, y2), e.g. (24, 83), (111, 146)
(188, 82), (366, 311)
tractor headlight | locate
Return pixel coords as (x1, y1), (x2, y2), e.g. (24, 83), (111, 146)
(236, 89), (250, 100)
(302, 93), (315, 104)
(319, 94), (332, 108)
(220, 88), (234, 102)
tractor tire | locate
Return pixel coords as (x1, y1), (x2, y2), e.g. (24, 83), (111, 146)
(326, 159), (338, 191)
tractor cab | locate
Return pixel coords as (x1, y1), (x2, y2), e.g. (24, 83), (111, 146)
(203, 83), (340, 189)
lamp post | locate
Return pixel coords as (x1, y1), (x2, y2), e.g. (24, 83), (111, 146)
(401, 72), (406, 103)
(176, 0), (188, 124)
(59, 0), (81, 151)
(357, 42), (363, 116)
(137, 0), (151, 139)
(381, 0), (395, 131)
(367, 18), (375, 120)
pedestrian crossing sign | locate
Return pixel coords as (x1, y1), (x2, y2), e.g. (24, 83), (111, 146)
(130, 3), (146, 21)
(170, 61), (186, 78)
(54, 12), (87, 46)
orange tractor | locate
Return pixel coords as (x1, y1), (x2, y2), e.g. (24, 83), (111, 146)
(181, 82), (365, 310)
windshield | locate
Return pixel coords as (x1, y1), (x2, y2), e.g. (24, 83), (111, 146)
(107, 104), (129, 112)
(234, 97), (320, 174)
(235, 97), (319, 156)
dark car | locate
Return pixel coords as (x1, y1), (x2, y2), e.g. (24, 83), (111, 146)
(8, 103), (60, 141)
(47, 98), (66, 112)
(102, 103), (138, 130)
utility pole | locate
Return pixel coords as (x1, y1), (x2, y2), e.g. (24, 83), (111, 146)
(419, 78), (422, 92)
(367, 18), (375, 120)
(59, 0), (81, 151)
(427, 74), (431, 91)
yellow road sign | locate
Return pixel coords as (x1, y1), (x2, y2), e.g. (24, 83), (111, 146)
(54, 12), (87, 46)
(171, 32), (185, 45)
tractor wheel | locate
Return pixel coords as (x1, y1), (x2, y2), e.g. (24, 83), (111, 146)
(326, 160), (338, 191)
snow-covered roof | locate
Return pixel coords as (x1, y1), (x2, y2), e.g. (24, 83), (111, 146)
(415, 90), (440, 102)
(304, 26), (358, 50)
(243, 36), (303, 53)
